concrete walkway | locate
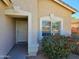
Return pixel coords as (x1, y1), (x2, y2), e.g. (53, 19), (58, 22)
(7, 42), (28, 59)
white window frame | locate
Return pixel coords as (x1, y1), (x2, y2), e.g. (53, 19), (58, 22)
(40, 15), (64, 40)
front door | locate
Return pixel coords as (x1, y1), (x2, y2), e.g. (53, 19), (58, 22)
(16, 20), (28, 43)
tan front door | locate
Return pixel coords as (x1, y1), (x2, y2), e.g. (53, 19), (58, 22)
(16, 20), (28, 43)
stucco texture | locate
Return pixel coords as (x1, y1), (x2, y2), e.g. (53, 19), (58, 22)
(0, 4), (15, 59)
(0, 0), (74, 58)
(39, 0), (73, 36)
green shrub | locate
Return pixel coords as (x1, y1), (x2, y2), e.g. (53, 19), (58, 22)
(42, 35), (76, 59)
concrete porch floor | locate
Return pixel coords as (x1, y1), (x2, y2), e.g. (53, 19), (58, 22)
(5, 43), (79, 59)
(6, 42), (28, 59)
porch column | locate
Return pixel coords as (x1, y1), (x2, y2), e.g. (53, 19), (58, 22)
(28, 13), (39, 56)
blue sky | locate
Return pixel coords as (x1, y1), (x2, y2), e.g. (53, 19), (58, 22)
(62, 0), (79, 19)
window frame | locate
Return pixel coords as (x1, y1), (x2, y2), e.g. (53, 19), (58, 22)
(40, 15), (64, 40)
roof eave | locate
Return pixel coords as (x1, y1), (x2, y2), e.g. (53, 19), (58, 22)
(53, 0), (77, 13)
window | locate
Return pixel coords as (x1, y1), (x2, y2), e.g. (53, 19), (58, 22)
(41, 21), (61, 36)
(52, 21), (61, 35)
(42, 21), (51, 36)
(40, 16), (63, 38)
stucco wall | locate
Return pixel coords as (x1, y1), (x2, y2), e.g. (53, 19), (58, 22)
(12, 0), (73, 55)
(0, 0), (74, 57)
(0, 2), (15, 59)
(0, 0), (39, 56)
(12, 0), (39, 55)
(39, 0), (73, 36)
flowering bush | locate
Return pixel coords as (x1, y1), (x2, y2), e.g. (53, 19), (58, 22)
(42, 35), (76, 59)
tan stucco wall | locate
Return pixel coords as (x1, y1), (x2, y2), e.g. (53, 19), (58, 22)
(0, 0), (39, 56)
(11, 0), (74, 55)
(12, 0), (38, 43)
(8, 0), (39, 56)
(13, 0), (73, 39)
(0, 2), (15, 59)
(0, 0), (74, 57)
(39, 0), (73, 36)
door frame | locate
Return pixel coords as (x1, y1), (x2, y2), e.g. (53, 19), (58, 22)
(5, 10), (33, 56)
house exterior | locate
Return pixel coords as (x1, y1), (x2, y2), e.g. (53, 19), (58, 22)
(0, 0), (77, 58)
